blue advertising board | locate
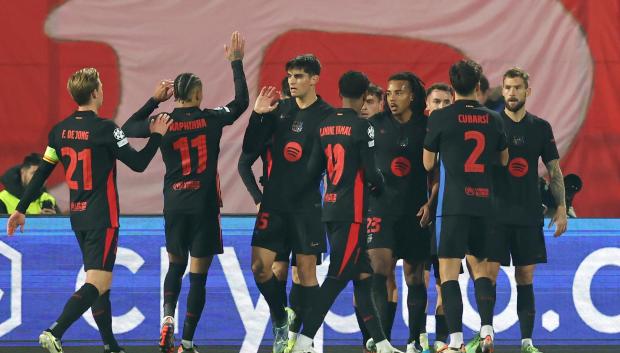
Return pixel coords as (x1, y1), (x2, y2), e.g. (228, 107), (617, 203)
(0, 216), (618, 350)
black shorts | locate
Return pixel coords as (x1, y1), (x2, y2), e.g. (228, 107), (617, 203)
(75, 227), (119, 272)
(487, 224), (547, 266)
(366, 215), (431, 262)
(251, 209), (326, 255)
(274, 249), (322, 266)
(326, 222), (372, 280)
(164, 210), (223, 258)
(436, 215), (489, 259)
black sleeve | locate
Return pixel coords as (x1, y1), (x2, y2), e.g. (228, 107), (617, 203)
(105, 121), (162, 172)
(238, 150), (263, 204)
(115, 134), (162, 172)
(205, 60), (249, 126)
(121, 98), (160, 138)
(359, 122), (384, 195)
(423, 111), (441, 152)
(541, 121), (560, 164)
(242, 110), (277, 154)
(306, 130), (326, 182)
(15, 161), (56, 214)
(495, 113), (508, 151)
(0, 200), (8, 214)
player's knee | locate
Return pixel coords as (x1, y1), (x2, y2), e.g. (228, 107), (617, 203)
(251, 259), (270, 281)
(272, 262), (288, 281)
(515, 267), (535, 285)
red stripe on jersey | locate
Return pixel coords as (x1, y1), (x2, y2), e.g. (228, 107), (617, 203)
(353, 169), (364, 223)
(102, 227), (115, 268)
(106, 167), (119, 227)
(266, 148), (273, 178)
(338, 223), (360, 276)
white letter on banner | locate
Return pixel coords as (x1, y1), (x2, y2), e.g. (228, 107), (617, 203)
(219, 247), (270, 353)
(573, 247), (620, 333)
(0, 241), (22, 337)
(77, 247), (145, 333)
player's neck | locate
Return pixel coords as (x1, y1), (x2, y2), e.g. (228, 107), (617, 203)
(504, 107), (527, 122)
(77, 103), (98, 114)
(394, 109), (412, 123)
(176, 101), (200, 108)
(341, 98), (361, 115)
(296, 91), (318, 109)
(454, 92), (478, 102)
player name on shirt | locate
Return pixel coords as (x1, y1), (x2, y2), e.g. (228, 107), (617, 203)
(168, 119), (207, 132)
(61, 129), (90, 140)
(320, 125), (352, 136)
(458, 114), (489, 124)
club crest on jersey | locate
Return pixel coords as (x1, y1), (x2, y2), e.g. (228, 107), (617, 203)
(291, 120), (303, 133)
(113, 128), (128, 147)
(512, 135), (526, 146)
(398, 136), (409, 147)
(367, 126), (375, 139)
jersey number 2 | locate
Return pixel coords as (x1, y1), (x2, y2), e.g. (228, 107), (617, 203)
(464, 131), (485, 173)
(61, 147), (92, 190)
(325, 143), (345, 185)
(173, 135), (207, 176)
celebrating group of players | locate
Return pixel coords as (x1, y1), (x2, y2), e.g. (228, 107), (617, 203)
(5, 30), (568, 353)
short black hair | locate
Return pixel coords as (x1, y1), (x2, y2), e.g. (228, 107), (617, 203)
(285, 54), (321, 76)
(388, 71), (427, 115)
(281, 76), (291, 98)
(339, 71), (370, 99)
(426, 82), (454, 97)
(479, 74), (489, 93)
(173, 72), (202, 101)
(367, 83), (384, 100)
(449, 59), (482, 96)
(22, 153), (42, 169)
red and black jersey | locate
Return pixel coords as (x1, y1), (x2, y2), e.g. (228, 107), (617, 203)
(159, 106), (242, 213)
(308, 108), (383, 223)
(493, 111), (559, 225)
(123, 60), (248, 214)
(367, 112), (429, 218)
(30, 108), (162, 230)
(242, 97), (334, 212)
(424, 100), (507, 217)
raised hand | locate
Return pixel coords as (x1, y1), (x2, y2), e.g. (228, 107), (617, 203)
(149, 113), (173, 135)
(153, 80), (174, 102)
(225, 31), (245, 61)
(253, 86), (280, 114)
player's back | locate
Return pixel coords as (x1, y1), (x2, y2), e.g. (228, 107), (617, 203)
(427, 99), (506, 216)
(317, 108), (371, 223)
(159, 107), (227, 213)
(49, 111), (122, 229)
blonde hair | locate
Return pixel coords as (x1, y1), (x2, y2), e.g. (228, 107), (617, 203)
(67, 68), (100, 105)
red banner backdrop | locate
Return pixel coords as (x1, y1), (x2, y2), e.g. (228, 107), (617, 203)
(0, 0), (618, 216)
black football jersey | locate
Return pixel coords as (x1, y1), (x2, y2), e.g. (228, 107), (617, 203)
(242, 97), (334, 212)
(493, 111), (559, 225)
(308, 108), (382, 223)
(159, 106), (241, 213)
(367, 112), (429, 218)
(42, 110), (161, 230)
(424, 100), (507, 217)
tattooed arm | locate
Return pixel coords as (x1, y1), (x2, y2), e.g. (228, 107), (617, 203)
(545, 159), (567, 236)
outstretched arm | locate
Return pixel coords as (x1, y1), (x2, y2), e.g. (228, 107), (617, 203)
(122, 80), (174, 137)
(116, 114), (171, 172)
(210, 31), (249, 125)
